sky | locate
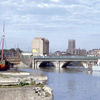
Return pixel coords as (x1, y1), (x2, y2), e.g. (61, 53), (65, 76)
(0, 0), (100, 52)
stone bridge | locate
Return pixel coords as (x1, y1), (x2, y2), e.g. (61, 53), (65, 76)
(32, 56), (100, 70)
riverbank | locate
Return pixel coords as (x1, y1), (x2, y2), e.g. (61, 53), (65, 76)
(0, 71), (53, 100)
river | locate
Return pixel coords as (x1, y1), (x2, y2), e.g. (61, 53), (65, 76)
(19, 67), (100, 100)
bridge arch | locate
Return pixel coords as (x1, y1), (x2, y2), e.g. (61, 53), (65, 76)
(39, 61), (55, 68)
(61, 61), (83, 68)
(62, 61), (72, 68)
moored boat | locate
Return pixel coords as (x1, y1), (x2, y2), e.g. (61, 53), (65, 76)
(92, 59), (100, 71)
(0, 60), (8, 70)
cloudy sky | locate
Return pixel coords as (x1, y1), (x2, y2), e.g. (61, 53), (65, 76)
(0, 0), (100, 52)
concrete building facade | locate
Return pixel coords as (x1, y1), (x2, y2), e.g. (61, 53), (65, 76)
(67, 40), (76, 54)
(68, 40), (75, 50)
(87, 49), (100, 56)
(32, 37), (49, 56)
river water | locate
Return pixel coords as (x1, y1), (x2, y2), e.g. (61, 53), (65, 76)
(20, 67), (100, 100)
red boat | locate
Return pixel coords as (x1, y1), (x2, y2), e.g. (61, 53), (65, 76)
(0, 57), (9, 70)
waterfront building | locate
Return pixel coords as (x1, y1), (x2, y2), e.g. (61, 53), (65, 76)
(87, 49), (100, 56)
(74, 49), (87, 56)
(32, 37), (49, 56)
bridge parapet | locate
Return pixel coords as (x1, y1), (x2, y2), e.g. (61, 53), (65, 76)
(34, 56), (100, 61)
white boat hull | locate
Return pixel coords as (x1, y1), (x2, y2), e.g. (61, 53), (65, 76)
(92, 66), (100, 71)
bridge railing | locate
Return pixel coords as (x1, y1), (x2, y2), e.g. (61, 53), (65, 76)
(33, 56), (100, 60)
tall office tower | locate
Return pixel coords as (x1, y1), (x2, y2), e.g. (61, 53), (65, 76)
(32, 37), (49, 56)
(68, 40), (75, 50)
(67, 40), (76, 54)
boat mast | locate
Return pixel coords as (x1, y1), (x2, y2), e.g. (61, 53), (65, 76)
(1, 23), (5, 62)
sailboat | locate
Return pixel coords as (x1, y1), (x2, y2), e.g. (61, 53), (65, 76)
(0, 24), (9, 70)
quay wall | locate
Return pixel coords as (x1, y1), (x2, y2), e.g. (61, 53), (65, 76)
(0, 87), (52, 100)
(20, 54), (32, 67)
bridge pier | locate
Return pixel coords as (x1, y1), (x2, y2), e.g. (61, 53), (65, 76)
(34, 61), (42, 69)
(32, 60), (37, 69)
(82, 61), (97, 69)
(52, 61), (61, 71)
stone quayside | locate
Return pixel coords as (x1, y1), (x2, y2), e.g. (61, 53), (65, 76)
(0, 71), (53, 100)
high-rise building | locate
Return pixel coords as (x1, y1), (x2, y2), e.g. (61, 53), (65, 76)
(68, 40), (75, 50)
(32, 37), (49, 56)
(67, 40), (75, 54)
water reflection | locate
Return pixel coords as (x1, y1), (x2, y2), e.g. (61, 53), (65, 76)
(67, 79), (76, 97)
(39, 66), (87, 73)
(19, 67), (100, 100)
(91, 71), (100, 77)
